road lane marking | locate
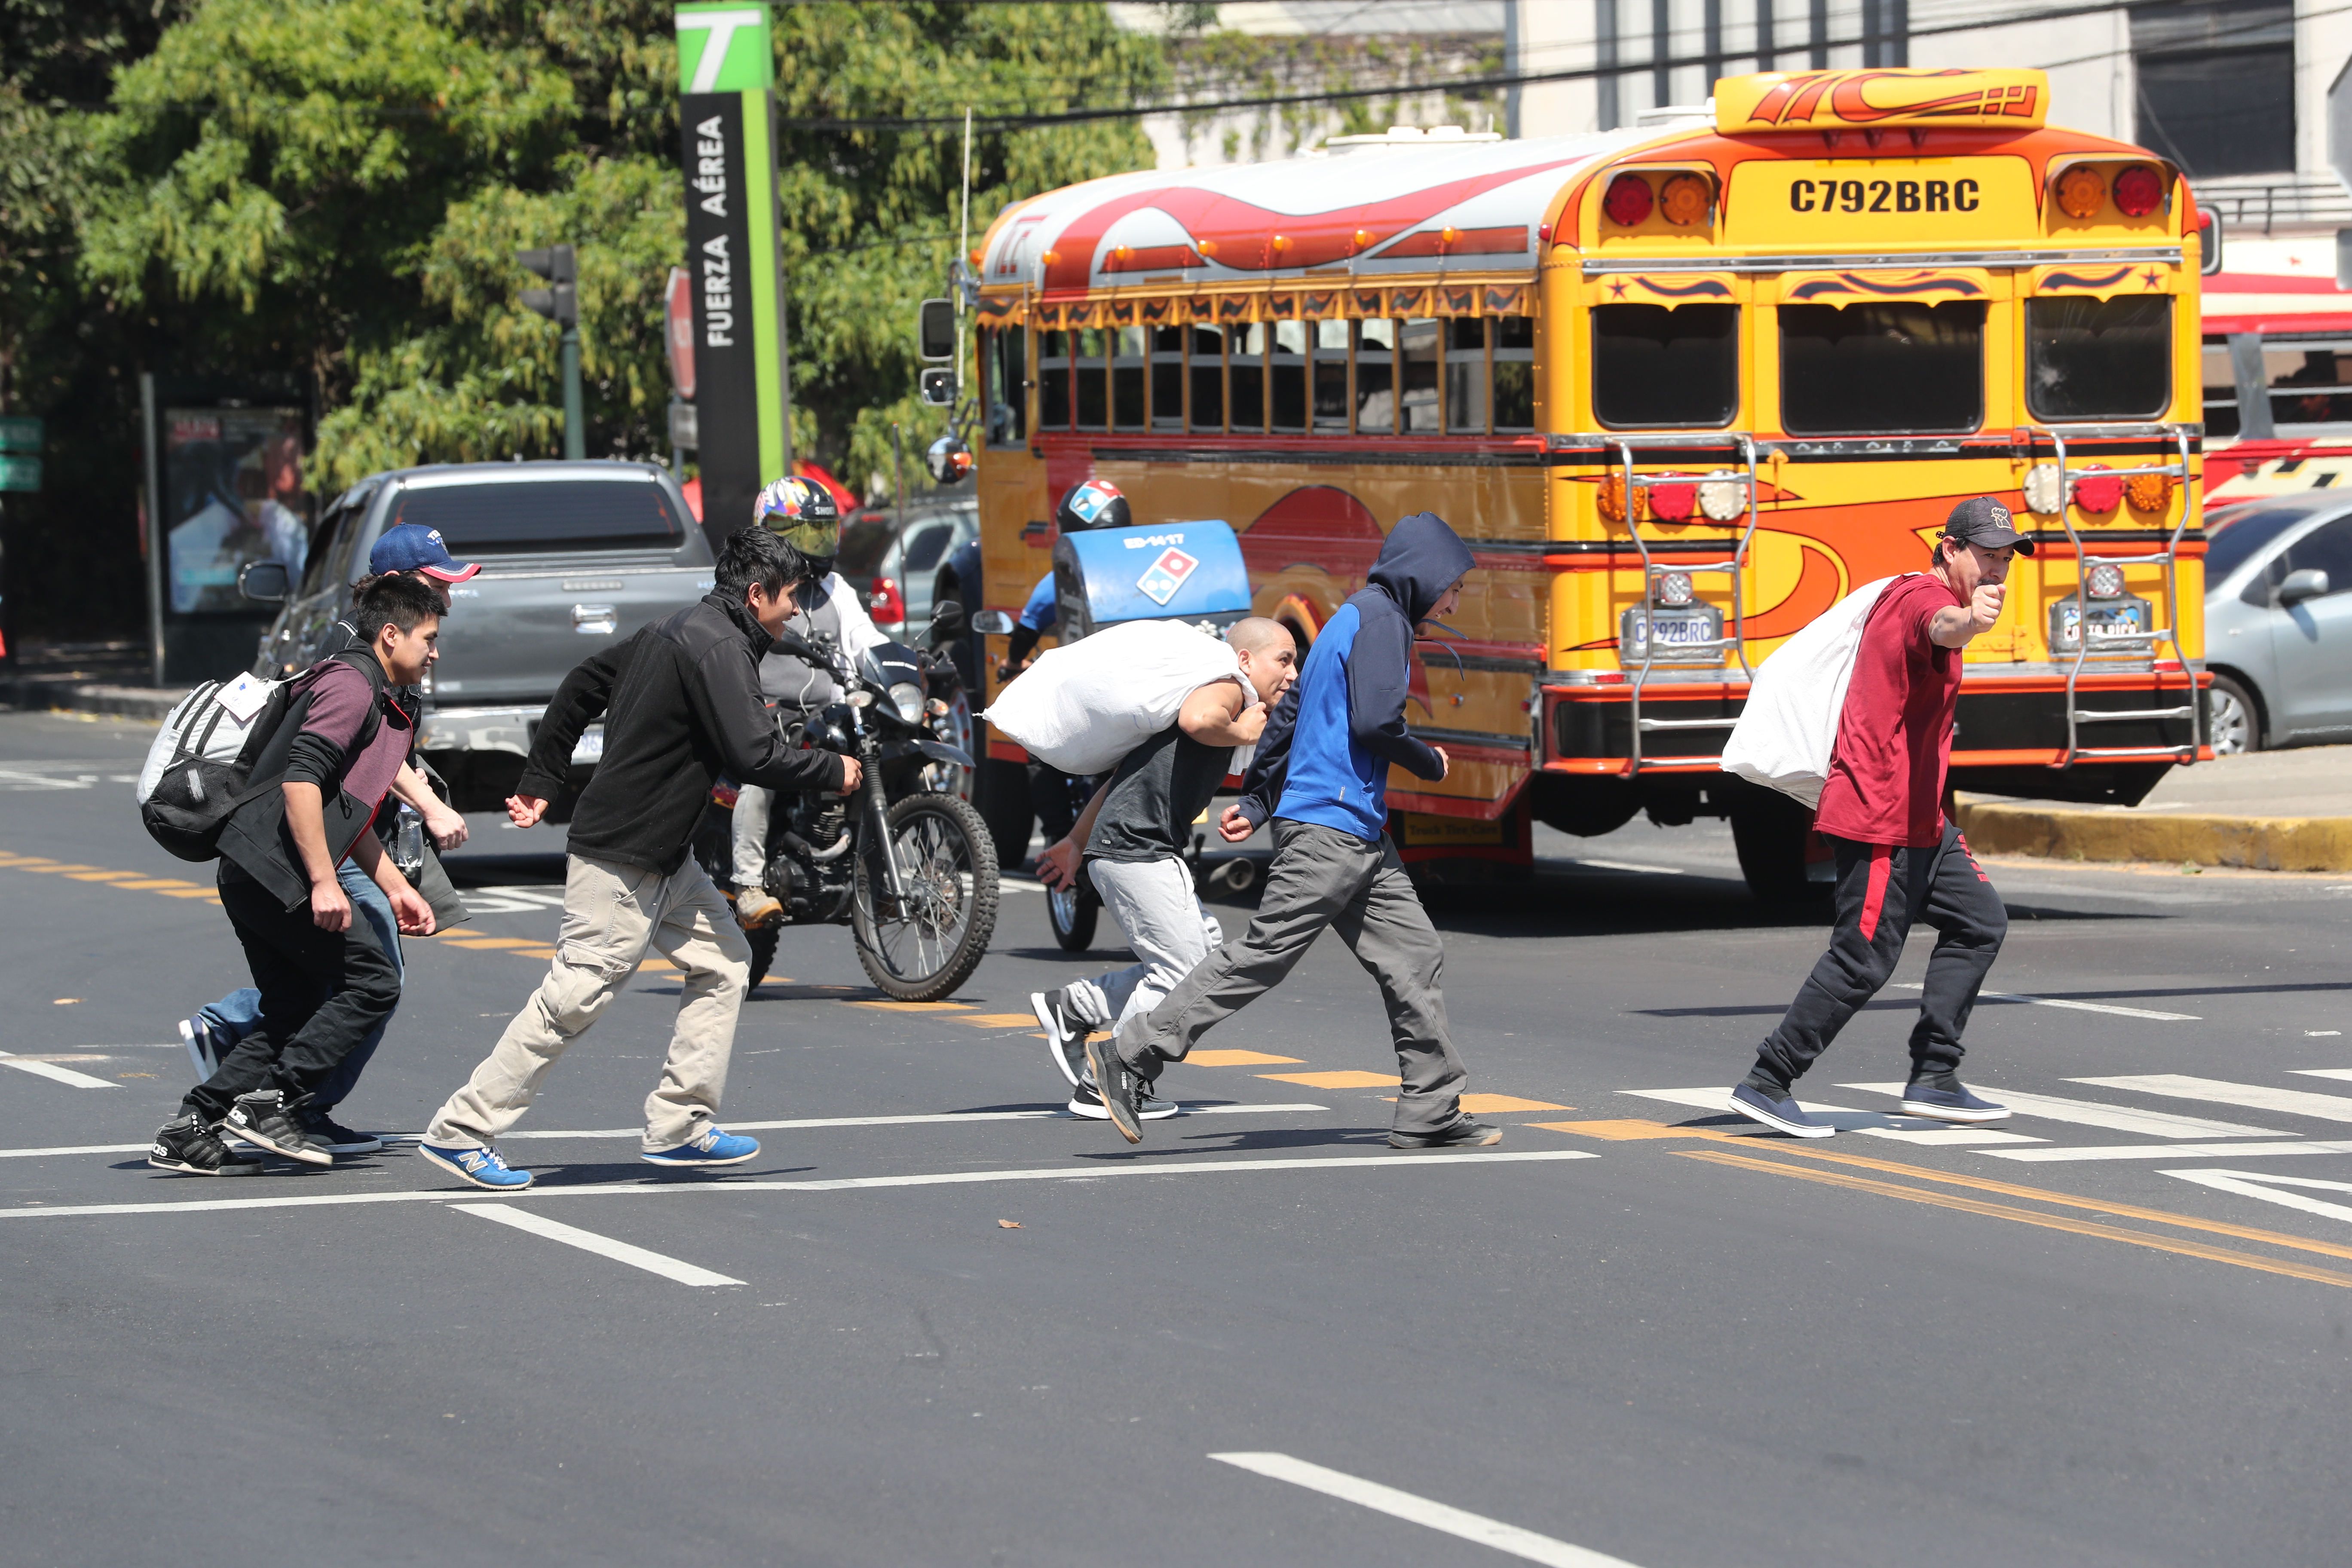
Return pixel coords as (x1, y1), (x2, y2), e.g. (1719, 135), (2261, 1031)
(0, 1050), (119, 1089)
(1565, 858), (1685, 877)
(1, 1150), (1598, 1219)
(2162, 1170), (2352, 1226)
(1618, 1087), (2036, 1144)
(0, 1104), (1335, 1160)
(1988, 1140), (2352, 1163)
(1262, 1071), (1401, 1089)
(2071, 1075), (2352, 1122)
(1839, 1082), (2282, 1139)
(2294, 1068), (2352, 1081)
(451, 1204), (743, 1286)
(1188, 1050), (1305, 1066)
(1680, 1149), (2352, 1290)
(1209, 1452), (1643, 1568)
(1889, 982), (2199, 1021)
(952, 1013), (1042, 1027)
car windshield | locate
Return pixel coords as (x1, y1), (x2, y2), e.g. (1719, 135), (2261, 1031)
(833, 518), (895, 579)
(387, 478), (686, 554)
(2205, 503), (2332, 583)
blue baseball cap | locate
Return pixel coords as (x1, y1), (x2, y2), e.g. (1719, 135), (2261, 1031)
(370, 523), (481, 582)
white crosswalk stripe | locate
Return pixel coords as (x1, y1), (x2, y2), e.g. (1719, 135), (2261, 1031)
(2070, 1075), (2352, 1124)
(1838, 1083), (2282, 1139)
(1617, 1088), (2039, 1145)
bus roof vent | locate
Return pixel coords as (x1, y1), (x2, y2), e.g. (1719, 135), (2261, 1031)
(1323, 124), (1505, 151)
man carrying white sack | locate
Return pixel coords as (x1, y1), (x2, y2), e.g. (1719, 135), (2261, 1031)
(1027, 619), (1298, 1120)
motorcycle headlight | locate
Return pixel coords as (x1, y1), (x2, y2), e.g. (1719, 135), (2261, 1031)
(889, 682), (925, 725)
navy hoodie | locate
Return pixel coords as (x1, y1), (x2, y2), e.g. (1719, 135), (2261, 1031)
(1236, 511), (1474, 841)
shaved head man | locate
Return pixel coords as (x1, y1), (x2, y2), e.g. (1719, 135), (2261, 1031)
(1029, 620), (1299, 1121)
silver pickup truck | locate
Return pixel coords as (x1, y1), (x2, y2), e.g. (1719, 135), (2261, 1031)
(246, 460), (714, 810)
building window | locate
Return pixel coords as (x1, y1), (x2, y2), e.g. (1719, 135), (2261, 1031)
(1271, 320), (1308, 432)
(2132, 1), (2294, 178)
(1230, 323), (1268, 432)
(1112, 326), (1146, 431)
(1400, 318), (1441, 433)
(2026, 296), (2171, 422)
(1189, 325), (1225, 433)
(1780, 301), (1983, 436)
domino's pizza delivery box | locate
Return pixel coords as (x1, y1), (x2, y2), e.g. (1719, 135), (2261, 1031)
(1052, 520), (1251, 641)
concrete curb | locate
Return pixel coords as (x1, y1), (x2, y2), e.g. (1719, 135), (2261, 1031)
(0, 681), (186, 720)
(1957, 801), (2352, 874)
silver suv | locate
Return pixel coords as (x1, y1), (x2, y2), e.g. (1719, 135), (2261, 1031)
(2202, 492), (2352, 752)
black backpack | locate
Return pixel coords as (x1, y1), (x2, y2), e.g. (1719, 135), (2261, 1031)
(139, 655), (381, 863)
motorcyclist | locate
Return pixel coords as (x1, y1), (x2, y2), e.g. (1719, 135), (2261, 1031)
(733, 475), (892, 928)
(995, 478), (1133, 851)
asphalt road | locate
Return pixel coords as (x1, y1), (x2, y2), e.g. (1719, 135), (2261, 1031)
(4, 706), (2351, 1568)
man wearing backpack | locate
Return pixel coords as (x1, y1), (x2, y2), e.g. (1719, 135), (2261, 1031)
(415, 527), (858, 1192)
(1087, 512), (1498, 1152)
(1727, 497), (2023, 1138)
(149, 574), (445, 1176)
(173, 522), (477, 1156)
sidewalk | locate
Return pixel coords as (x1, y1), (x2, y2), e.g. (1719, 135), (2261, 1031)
(0, 642), (187, 720)
(1958, 745), (2352, 873)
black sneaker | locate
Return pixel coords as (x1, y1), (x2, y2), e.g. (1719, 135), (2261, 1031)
(1388, 1118), (1503, 1151)
(1083, 1034), (1144, 1145)
(1068, 1083), (1182, 1121)
(302, 1109), (385, 1156)
(1032, 988), (1091, 1090)
(223, 1090), (332, 1167)
(1899, 1079), (2009, 1124)
(149, 1114), (263, 1176)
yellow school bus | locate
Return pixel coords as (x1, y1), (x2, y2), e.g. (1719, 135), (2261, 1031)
(960, 68), (2206, 897)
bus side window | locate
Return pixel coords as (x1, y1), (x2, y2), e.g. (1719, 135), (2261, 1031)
(1039, 330), (1072, 432)
(1271, 321), (1308, 432)
(985, 327), (1026, 446)
(1313, 319), (1350, 433)
(1075, 329), (1109, 430)
(1355, 318), (1397, 435)
(1150, 325), (1185, 430)
(1445, 318), (1489, 433)
(1400, 318), (1441, 433)
(1231, 323), (1269, 432)
(1189, 325), (1225, 432)
(1593, 304), (1733, 429)
(1112, 326), (1146, 431)
(1494, 315), (1537, 433)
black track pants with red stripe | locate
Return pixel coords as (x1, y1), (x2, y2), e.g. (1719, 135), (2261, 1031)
(1746, 821), (2007, 1094)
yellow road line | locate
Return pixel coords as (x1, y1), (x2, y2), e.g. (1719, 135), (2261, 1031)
(1261, 1070), (1400, 1089)
(955, 1013), (1043, 1027)
(1189, 1050), (1305, 1066)
(843, 1000), (966, 1011)
(1679, 1148), (2352, 1291)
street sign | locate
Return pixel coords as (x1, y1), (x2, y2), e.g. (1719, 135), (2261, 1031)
(0, 415), (39, 453)
(665, 266), (696, 399)
(0, 454), (42, 492)
(668, 400), (699, 451)
(676, 3), (774, 93)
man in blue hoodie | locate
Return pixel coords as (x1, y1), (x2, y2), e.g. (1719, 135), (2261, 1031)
(1086, 511), (1497, 1151)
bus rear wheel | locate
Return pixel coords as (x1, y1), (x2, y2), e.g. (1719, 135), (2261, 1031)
(1730, 791), (1831, 906)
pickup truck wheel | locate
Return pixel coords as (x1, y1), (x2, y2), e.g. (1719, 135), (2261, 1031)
(852, 793), (1001, 1001)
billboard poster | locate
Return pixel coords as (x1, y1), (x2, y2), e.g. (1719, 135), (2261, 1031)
(162, 406), (308, 615)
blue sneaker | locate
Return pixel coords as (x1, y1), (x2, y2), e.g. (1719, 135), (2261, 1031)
(418, 1142), (534, 1190)
(642, 1124), (760, 1168)
(1900, 1080), (2009, 1124)
(1730, 1082), (1835, 1139)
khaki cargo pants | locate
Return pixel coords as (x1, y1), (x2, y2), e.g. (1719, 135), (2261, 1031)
(428, 852), (751, 1153)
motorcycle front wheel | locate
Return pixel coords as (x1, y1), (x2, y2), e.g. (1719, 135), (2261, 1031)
(1046, 883), (1098, 952)
(851, 792), (1000, 1001)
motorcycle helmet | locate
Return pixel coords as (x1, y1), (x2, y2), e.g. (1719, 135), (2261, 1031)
(756, 475), (842, 576)
(1055, 478), (1130, 534)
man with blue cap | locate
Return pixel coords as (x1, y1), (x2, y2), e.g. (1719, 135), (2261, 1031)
(172, 523), (481, 1156)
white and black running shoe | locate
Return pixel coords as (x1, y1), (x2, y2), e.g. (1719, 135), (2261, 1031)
(1068, 1082), (1182, 1121)
(223, 1090), (332, 1166)
(149, 1114), (263, 1176)
(1032, 988), (1092, 1089)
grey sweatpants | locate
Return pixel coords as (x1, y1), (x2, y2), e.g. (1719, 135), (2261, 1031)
(1114, 818), (1469, 1136)
(1066, 855), (1226, 1035)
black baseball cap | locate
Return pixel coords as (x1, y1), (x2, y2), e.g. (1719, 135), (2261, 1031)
(1942, 496), (2034, 555)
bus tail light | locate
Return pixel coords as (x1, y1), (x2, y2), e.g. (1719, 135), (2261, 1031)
(2126, 470), (2173, 512)
(2054, 165), (2106, 220)
(1649, 481), (1697, 522)
(1602, 174), (1653, 226)
(2085, 564), (2126, 600)
(2023, 465), (2065, 514)
(1697, 470), (1745, 521)
(1597, 473), (1649, 523)
(2113, 165), (2165, 217)
(2073, 465), (2122, 512)
(1653, 571), (1694, 606)
(1659, 173), (1713, 226)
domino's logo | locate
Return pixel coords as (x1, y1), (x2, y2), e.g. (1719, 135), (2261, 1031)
(1136, 547), (1198, 606)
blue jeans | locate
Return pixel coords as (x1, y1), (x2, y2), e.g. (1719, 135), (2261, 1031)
(199, 861), (403, 1110)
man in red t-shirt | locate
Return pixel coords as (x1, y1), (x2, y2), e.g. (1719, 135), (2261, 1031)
(1730, 496), (2027, 1138)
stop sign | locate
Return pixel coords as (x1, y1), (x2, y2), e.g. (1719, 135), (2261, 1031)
(665, 265), (695, 400)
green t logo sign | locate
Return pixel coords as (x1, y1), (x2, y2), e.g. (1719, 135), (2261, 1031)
(676, 3), (774, 94)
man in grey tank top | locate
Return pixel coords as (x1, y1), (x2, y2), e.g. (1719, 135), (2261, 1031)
(1029, 619), (1298, 1120)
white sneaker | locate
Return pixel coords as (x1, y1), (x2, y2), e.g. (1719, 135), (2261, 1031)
(1068, 1082), (1182, 1121)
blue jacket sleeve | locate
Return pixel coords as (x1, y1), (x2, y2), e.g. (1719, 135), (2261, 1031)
(1346, 601), (1445, 781)
(1233, 680), (1303, 830)
(1017, 573), (1058, 631)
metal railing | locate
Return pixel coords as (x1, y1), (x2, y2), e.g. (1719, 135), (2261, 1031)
(2024, 423), (2202, 769)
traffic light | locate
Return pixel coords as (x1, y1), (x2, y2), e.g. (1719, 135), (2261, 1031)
(517, 244), (584, 459)
(518, 245), (578, 326)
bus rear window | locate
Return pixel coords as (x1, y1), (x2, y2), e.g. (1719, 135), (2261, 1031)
(2027, 296), (2170, 421)
(1594, 305), (1737, 428)
(387, 479), (687, 554)
(1779, 302), (1982, 435)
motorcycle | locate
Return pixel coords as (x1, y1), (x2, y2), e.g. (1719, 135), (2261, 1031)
(694, 613), (998, 1001)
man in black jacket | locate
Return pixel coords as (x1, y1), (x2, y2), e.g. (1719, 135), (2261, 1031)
(419, 528), (860, 1191)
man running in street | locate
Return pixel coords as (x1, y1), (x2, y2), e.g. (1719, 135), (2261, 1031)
(1028, 619), (1298, 1121)
(417, 528), (859, 1191)
(1727, 496), (2021, 1138)
(1087, 511), (1497, 1151)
